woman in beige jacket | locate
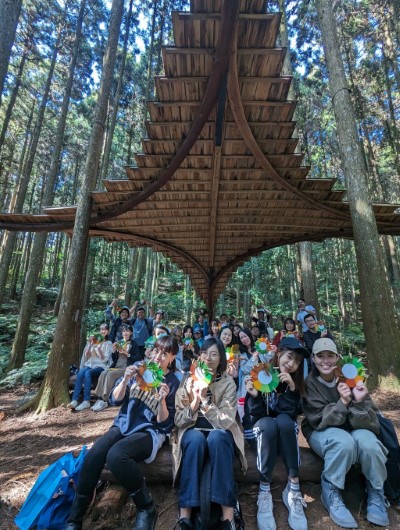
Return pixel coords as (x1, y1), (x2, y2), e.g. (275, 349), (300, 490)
(172, 337), (247, 530)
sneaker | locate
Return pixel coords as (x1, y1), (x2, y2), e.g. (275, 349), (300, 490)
(257, 490), (276, 530)
(74, 400), (91, 412)
(91, 399), (102, 411)
(321, 476), (358, 528)
(67, 400), (78, 409)
(282, 483), (308, 530)
(366, 487), (390, 526)
(92, 400), (108, 411)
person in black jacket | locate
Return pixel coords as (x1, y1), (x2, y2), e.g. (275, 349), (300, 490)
(65, 335), (180, 530)
(243, 337), (309, 530)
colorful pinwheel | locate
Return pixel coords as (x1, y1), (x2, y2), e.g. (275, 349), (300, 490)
(250, 363), (280, 394)
(145, 336), (156, 349)
(255, 338), (276, 361)
(90, 333), (103, 344)
(183, 338), (194, 348)
(136, 360), (164, 392)
(338, 355), (366, 388)
(116, 339), (128, 352)
(315, 320), (326, 332)
(225, 344), (239, 363)
(190, 359), (212, 388)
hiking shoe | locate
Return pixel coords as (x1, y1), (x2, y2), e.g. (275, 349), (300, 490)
(67, 400), (78, 409)
(75, 400), (91, 412)
(257, 490), (276, 530)
(92, 399), (108, 411)
(174, 518), (193, 530)
(366, 487), (390, 526)
(282, 483), (308, 530)
(131, 501), (157, 529)
(321, 476), (357, 528)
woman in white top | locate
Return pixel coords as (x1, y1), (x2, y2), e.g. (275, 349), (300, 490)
(68, 323), (112, 411)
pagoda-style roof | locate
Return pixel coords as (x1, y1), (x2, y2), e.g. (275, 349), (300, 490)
(1, 0), (400, 306)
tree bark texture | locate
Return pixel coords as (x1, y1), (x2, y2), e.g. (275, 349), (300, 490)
(299, 241), (319, 314)
(0, 0), (22, 106)
(31, 0), (124, 413)
(315, 0), (400, 385)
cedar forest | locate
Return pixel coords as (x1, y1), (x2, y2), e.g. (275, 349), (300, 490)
(0, 0), (400, 409)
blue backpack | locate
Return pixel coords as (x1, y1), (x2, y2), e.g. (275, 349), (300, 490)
(14, 446), (87, 530)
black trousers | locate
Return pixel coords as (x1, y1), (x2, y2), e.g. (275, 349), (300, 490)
(254, 414), (299, 482)
(76, 426), (153, 496)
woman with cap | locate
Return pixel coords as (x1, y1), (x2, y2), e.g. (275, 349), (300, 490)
(243, 337), (309, 530)
(302, 338), (389, 528)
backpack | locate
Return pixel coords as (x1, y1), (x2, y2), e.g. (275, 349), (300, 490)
(378, 414), (400, 503)
(14, 446), (87, 530)
(191, 457), (244, 530)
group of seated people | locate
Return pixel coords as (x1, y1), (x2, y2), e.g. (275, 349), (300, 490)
(65, 299), (392, 530)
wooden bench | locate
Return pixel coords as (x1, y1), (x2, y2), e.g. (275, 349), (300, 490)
(100, 440), (324, 485)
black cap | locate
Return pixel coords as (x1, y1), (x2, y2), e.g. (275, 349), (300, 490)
(278, 337), (310, 358)
(156, 309), (165, 315)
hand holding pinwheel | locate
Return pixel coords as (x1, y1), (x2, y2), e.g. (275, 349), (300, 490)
(255, 338), (277, 362)
(190, 359), (212, 389)
(250, 363), (280, 394)
(336, 355), (366, 388)
(136, 360), (164, 392)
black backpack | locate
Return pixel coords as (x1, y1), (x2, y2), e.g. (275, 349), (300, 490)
(378, 414), (400, 503)
(191, 457), (244, 530)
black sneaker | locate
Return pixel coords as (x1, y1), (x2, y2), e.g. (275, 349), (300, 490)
(174, 518), (194, 530)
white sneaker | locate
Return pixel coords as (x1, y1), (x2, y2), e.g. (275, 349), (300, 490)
(282, 484), (308, 530)
(92, 400), (108, 411)
(67, 400), (78, 409)
(257, 490), (276, 530)
(75, 400), (91, 411)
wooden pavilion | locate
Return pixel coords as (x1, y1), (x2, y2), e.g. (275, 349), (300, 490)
(1, 0), (400, 314)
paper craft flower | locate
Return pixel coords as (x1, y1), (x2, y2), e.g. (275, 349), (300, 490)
(136, 360), (164, 392)
(190, 359), (212, 388)
(114, 302), (123, 313)
(183, 338), (194, 348)
(225, 344), (239, 363)
(337, 355), (366, 388)
(90, 333), (103, 344)
(250, 363), (280, 393)
(315, 320), (326, 332)
(116, 339), (128, 352)
(285, 331), (299, 338)
(145, 336), (156, 349)
(255, 338), (277, 361)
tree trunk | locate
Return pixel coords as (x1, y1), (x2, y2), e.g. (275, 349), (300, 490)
(315, 0), (400, 386)
(23, 0), (124, 413)
(8, 0), (87, 369)
(100, 0), (134, 183)
(54, 236), (70, 317)
(0, 0), (22, 106)
(124, 247), (137, 306)
(299, 241), (319, 314)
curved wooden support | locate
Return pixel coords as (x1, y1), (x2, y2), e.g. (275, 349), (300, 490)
(89, 229), (209, 283)
(210, 228), (356, 296)
(226, 26), (352, 222)
(0, 0), (241, 233)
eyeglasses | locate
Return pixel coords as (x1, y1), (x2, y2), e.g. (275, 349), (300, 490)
(200, 351), (220, 360)
(153, 348), (170, 359)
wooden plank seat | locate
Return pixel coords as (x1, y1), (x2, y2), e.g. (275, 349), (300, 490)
(100, 435), (324, 485)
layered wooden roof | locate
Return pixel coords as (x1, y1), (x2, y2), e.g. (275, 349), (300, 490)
(1, 0), (400, 306)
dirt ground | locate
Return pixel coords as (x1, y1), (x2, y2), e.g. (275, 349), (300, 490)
(0, 385), (399, 530)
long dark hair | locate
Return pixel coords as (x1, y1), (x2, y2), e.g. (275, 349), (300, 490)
(273, 348), (306, 397)
(99, 323), (109, 341)
(283, 317), (296, 331)
(201, 337), (227, 373)
(238, 327), (255, 353)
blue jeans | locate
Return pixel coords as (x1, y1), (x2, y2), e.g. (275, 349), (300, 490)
(309, 427), (387, 490)
(179, 428), (236, 508)
(72, 366), (104, 401)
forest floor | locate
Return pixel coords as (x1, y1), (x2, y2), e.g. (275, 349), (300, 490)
(0, 385), (399, 530)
